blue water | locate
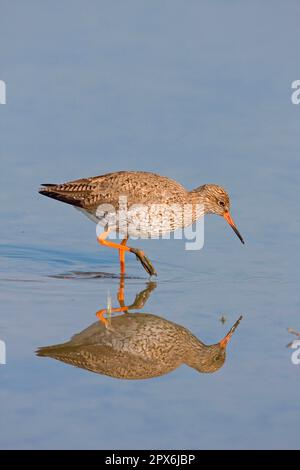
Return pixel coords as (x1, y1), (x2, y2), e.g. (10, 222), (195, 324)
(1, 1), (300, 449)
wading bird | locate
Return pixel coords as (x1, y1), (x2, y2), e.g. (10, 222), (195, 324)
(39, 171), (244, 276)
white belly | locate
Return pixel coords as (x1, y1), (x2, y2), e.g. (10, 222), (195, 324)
(76, 203), (203, 238)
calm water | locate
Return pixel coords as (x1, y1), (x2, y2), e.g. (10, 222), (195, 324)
(1, 2), (300, 449)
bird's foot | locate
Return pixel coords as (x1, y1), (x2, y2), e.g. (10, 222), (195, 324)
(130, 248), (157, 277)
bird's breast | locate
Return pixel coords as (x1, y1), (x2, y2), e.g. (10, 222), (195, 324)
(86, 202), (203, 238)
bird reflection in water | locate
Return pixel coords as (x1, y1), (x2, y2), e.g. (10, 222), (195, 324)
(37, 278), (242, 379)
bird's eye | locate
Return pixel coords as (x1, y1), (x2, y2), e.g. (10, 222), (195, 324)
(218, 200), (225, 207)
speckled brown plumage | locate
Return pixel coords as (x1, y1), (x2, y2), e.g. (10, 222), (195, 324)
(39, 171), (242, 227)
(39, 170), (244, 275)
(40, 171), (190, 209)
(37, 312), (242, 380)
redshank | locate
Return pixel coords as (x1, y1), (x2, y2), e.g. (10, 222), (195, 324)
(36, 282), (242, 379)
(39, 171), (244, 276)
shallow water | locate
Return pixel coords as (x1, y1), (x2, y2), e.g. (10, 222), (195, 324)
(1, 2), (300, 450)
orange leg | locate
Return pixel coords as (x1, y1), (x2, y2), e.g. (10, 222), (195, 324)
(119, 237), (128, 275)
(97, 229), (157, 276)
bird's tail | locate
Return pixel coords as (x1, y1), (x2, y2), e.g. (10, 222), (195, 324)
(38, 184), (84, 207)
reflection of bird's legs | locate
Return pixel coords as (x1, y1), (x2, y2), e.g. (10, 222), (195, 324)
(97, 228), (157, 276)
(96, 278), (157, 326)
(96, 305), (129, 326)
(96, 276), (128, 326)
(129, 281), (157, 310)
(117, 275), (125, 305)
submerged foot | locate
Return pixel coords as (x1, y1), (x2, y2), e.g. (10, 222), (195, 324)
(130, 248), (157, 277)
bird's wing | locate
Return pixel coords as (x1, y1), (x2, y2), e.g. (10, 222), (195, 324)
(39, 171), (189, 210)
(37, 343), (172, 379)
(83, 171), (189, 209)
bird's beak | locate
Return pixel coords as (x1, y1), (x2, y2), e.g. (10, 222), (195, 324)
(223, 211), (245, 244)
(220, 315), (243, 349)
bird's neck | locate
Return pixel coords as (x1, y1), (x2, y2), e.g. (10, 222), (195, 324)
(182, 332), (211, 371)
(188, 186), (209, 216)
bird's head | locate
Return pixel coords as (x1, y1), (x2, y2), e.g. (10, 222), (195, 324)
(200, 184), (244, 244)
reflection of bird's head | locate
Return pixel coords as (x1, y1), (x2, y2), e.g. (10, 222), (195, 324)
(199, 343), (227, 373)
(186, 343), (226, 374)
(186, 315), (242, 374)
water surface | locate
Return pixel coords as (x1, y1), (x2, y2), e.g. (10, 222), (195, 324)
(1, 1), (300, 449)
